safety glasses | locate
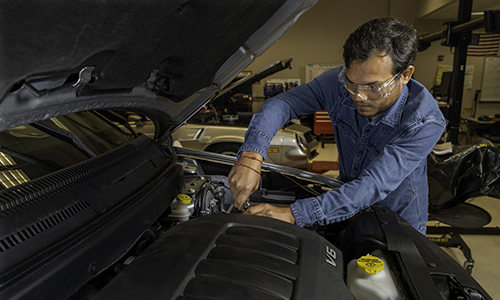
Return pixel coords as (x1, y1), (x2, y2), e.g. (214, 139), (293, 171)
(338, 67), (402, 100)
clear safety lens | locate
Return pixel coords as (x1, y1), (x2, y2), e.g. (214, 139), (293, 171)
(338, 67), (401, 100)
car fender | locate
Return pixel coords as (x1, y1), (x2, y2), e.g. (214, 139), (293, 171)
(196, 126), (247, 150)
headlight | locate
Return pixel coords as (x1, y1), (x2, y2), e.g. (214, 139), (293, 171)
(295, 133), (308, 153)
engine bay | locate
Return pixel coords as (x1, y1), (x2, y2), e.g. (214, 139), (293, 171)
(67, 151), (491, 300)
(0, 135), (491, 300)
(64, 152), (354, 300)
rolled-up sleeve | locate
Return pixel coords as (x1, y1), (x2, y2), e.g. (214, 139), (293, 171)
(238, 68), (341, 159)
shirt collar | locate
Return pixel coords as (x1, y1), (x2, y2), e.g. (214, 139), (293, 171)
(376, 84), (409, 127)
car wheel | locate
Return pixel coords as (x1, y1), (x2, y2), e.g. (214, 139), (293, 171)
(209, 143), (241, 157)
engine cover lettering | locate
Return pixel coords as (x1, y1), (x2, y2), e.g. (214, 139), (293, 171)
(325, 246), (337, 268)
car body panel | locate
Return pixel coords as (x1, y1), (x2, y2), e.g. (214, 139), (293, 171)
(171, 122), (319, 167)
(174, 125), (247, 150)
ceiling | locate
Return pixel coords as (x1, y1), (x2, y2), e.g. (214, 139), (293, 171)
(421, 0), (500, 20)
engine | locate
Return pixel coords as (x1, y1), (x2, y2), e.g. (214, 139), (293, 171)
(165, 175), (234, 225)
(66, 155), (492, 300)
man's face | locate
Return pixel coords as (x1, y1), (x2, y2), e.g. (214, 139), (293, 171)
(345, 54), (413, 119)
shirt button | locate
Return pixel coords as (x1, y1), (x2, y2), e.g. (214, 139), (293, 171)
(359, 150), (363, 154)
(365, 128), (370, 133)
(345, 131), (349, 136)
(354, 167), (358, 171)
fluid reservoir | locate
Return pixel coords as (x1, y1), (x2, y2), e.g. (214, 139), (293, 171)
(167, 194), (192, 222)
(346, 249), (402, 300)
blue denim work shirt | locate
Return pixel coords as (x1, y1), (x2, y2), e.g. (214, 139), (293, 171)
(238, 66), (446, 234)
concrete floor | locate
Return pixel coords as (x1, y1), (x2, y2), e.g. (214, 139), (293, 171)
(313, 142), (500, 299)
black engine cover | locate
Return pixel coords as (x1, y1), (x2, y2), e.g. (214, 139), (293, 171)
(92, 214), (354, 300)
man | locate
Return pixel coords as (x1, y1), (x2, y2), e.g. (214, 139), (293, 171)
(228, 17), (446, 234)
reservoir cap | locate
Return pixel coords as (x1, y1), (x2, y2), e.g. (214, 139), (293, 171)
(357, 254), (384, 274)
(177, 194), (192, 205)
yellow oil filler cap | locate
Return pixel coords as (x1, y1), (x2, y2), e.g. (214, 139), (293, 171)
(177, 194), (192, 205)
(357, 254), (385, 274)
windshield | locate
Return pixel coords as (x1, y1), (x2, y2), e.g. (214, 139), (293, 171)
(0, 111), (135, 190)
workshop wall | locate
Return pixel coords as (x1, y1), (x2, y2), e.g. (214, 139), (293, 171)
(247, 0), (416, 98)
(414, 0), (456, 19)
(246, 0), (500, 119)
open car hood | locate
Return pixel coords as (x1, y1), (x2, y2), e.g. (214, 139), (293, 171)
(0, 0), (317, 140)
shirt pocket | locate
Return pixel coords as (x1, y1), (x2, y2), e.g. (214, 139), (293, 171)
(334, 120), (359, 160)
(335, 120), (358, 143)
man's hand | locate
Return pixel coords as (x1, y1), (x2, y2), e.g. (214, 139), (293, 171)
(243, 204), (296, 224)
(228, 151), (263, 209)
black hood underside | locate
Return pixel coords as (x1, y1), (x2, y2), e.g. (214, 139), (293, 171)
(1, 0), (284, 101)
(0, 0), (318, 137)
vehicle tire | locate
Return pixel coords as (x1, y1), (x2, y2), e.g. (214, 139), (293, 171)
(209, 143), (241, 157)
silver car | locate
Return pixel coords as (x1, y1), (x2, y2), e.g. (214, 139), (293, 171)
(171, 121), (319, 168)
(128, 112), (319, 168)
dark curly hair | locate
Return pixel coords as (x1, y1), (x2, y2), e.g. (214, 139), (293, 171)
(343, 17), (418, 75)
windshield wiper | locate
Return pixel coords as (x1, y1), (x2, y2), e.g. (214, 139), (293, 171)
(30, 121), (96, 158)
(0, 147), (62, 172)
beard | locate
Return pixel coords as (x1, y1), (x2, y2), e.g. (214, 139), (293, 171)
(353, 85), (402, 120)
(355, 103), (391, 119)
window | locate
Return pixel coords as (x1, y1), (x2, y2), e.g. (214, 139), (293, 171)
(0, 111), (135, 189)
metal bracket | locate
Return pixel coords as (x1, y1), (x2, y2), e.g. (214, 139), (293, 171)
(73, 66), (96, 89)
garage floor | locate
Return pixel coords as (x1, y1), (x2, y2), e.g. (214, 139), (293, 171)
(313, 142), (500, 299)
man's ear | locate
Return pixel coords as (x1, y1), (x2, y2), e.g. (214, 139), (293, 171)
(401, 65), (415, 84)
